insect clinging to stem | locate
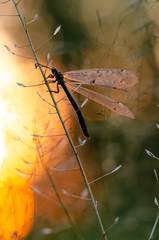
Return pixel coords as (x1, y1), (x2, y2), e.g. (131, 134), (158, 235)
(35, 63), (138, 139)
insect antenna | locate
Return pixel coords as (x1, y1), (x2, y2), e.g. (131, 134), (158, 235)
(35, 63), (52, 70)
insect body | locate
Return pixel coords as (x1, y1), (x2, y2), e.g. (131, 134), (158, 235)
(47, 67), (90, 138)
(35, 64), (138, 139)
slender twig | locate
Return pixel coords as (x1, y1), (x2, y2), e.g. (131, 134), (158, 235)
(16, 0), (21, 5)
(89, 165), (122, 184)
(105, 217), (119, 235)
(50, 166), (80, 172)
(56, 83), (83, 104)
(35, 33), (55, 52)
(14, 43), (30, 48)
(148, 212), (159, 240)
(12, 1), (107, 239)
(31, 133), (66, 138)
(0, 14), (18, 16)
(34, 135), (83, 240)
(16, 82), (45, 87)
(35, 25), (61, 52)
(62, 188), (91, 201)
(4, 44), (35, 59)
(36, 91), (56, 108)
(0, 0), (10, 4)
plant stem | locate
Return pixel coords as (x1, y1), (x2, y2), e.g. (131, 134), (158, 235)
(148, 212), (159, 240)
(12, 0), (107, 239)
(35, 136), (83, 240)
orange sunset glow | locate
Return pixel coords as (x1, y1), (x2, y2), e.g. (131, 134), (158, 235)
(0, 44), (35, 238)
(1, 1), (159, 240)
(0, 19), (86, 239)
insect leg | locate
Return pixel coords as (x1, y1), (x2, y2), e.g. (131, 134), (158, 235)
(49, 82), (60, 93)
(46, 74), (55, 79)
(35, 63), (51, 70)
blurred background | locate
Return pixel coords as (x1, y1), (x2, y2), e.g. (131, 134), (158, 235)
(0, 0), (159, 239)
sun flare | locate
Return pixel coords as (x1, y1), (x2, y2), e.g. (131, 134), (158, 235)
(0, 56), (35, 239)
(0, 99), (7, 167)
(0, 65), (15, 168)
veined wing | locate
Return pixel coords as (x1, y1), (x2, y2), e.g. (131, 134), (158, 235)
(67, 83), (135, 119)
(64, 69), (138, 88)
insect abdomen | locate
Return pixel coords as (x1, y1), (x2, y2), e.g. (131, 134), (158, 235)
(61, 82), (90, 138)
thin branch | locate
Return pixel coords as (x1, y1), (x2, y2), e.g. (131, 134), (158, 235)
(0, 0), (10, 4)
(154, 169), (159, 184)
(21, 6), (26, 23)
(41, 225), (70, 235)
(105, 217), (119, 235)
(48, 110), (57, 114)
(62, 188), (91, 201)
(35, 25), (61, 52)
(36, 91), (56, 108)
(31, 185), (55, 201)
(4, 44), (35, 59)
(63, 98), (86, 124)
(26, 13), (38, 25)
(0, 14), (18, 16)
(17, 82), (45, 87)
(12, 1), (107, 239)
(50, 167), (80, 172)
(34, 135), (83, 240)
(89, 165), (122, 184)
(16, 0), (21, 5)
(31, 133), (66, 138)
(16, 0), (22, 5)
(14, 43), (30, 48)
(148, 212), (159, 240)
(52, 82), (83, 105)
(35, 34), (55, 52)
(145, 149), (159, 160)
(75, 138), (87, 148)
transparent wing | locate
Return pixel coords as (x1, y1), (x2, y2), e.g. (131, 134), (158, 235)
(67, 83), (135, 119)
(64, 68), (138, 88)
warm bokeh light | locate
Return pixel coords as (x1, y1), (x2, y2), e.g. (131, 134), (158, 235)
(0, 65), (14, 167)
(0, 30), (78, 239)
(0, 46), (35, 239)
(1, 1), (159, 240)
(0, 100), (6, 167)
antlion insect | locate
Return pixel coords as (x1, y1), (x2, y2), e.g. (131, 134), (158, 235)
(34, 64), (138, 138)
